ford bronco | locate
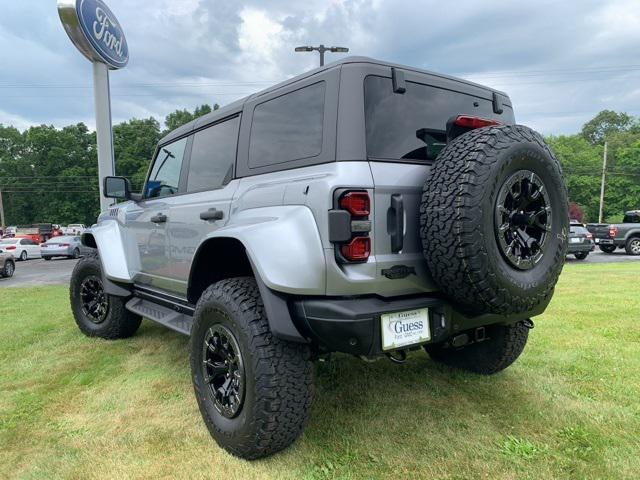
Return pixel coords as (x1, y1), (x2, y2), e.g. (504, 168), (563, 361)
(70, 57), (568, 459)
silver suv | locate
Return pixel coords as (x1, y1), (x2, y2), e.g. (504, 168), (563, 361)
(70, 57), (568, 459)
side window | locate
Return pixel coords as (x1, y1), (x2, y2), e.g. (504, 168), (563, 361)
(187, 116), (240, 192)
(145, 137), (188, 199)
(249, 82), (325, 169)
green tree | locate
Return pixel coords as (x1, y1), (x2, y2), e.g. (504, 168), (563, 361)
(163, 103), (219, 135)
(581, 110), (635, 145)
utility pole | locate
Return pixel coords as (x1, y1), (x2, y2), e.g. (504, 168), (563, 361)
(598, 141), (608, 223)
(0, 188), (5, 230)
(295, 44), (349, 66)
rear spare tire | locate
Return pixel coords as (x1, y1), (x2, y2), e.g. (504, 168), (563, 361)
(420, 125), (568, 315)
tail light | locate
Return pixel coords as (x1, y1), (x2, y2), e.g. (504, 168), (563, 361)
(5, 245), (16, 250)
(59, 243), (70, 247)
(453, 115), (502, 129)
(609, 226), (618, 238)
(339, 191), (370, 217)
(586, 233), (593, 240)
(341, 237), (371, 262)
(330, 190), (372, 263)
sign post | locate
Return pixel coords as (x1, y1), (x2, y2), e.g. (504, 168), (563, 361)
(57, 0), (129, 212)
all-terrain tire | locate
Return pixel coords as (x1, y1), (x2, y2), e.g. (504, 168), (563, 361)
(425, 321), (530, 375)
(625, 237), (640, 256)
(599, 244), (616, 254)
(190, 277), (314, 460)
(69, 253), (141, 339)
(420, 125), (568, 315)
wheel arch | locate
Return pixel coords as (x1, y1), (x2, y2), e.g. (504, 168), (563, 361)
(187, 236), (308, 343)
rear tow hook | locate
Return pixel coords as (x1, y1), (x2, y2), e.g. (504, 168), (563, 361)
(386, 349), (407, 364)
(522, 319), (535, 329)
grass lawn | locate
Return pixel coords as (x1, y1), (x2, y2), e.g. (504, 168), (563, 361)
(1, 262), (639, 479)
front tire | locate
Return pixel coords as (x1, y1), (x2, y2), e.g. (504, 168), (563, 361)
(625, 237), (640, 256)
(69, 254), (141, 339)
(190, 277), (314, 460)
(425, 321), (530, 375)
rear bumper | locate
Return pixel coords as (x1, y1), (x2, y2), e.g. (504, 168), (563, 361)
(290, 294), (548, 356)
(567, 243), (594, 254)
(41, 247), (72, 256)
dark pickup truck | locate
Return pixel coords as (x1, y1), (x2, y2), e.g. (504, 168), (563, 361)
(587, 210), (640, 255)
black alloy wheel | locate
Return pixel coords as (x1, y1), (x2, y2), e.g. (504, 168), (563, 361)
(201, 324), (246, 419)
(495, 170), (551, 270)
(79, 275), (108, 324)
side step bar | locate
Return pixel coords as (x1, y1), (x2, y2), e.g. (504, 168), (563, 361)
(125, 297), (193, 336)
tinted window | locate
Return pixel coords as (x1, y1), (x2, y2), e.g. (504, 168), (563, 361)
(364, 76), (509, 162)
(249, 82), (325, 168)
(187, 116), (240, 192)
(623, 213), (640, 223)
(145, 137), (187, 198)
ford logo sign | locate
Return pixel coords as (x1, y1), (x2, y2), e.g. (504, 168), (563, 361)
(58, 0), (129, 70)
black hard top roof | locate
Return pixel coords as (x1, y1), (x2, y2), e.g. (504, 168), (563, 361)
(158, 56), (508, 145)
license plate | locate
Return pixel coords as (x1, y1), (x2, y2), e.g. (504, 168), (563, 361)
(570, 238), (581, 244)
(381, 308), (431, 351)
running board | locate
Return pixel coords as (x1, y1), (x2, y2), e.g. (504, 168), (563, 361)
(125, 297), (193, 336)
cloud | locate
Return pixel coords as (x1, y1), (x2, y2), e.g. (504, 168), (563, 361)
(0, 0), (639, 134)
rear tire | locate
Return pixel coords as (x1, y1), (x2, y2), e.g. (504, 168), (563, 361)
(72, 248), (80, 259)
(190, 277), (314, 460)
(625, 237), (640, 256)
(599, 244), (616, 253)
(19, 251), (27, 261)
(425, 321), (530, 375)
(574, 252), (588, 260)
(69, 253), (141, 339)
(43, 256), (52, 261)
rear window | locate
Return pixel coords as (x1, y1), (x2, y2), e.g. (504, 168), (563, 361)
(249, 82), (325, 169)
(570, 226), (588, 234)
(623, 213), (640, 223)
(364, 75), (509, 162)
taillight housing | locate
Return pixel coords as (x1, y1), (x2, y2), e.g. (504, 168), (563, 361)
(609, 226), (618, 238)
(586, 233), (593, 240)
(59, 243), (70, 247)
(339, 191), (370, 217)
(453, 115), (502, 129)
(341, 237), (371, 262)
(331, 190), (372, 263)
(6, 245), (16, 250)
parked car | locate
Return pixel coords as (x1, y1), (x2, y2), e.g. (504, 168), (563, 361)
(41, 235), (91, 260)
(0, 252), (15, 278)
(69, 56), (568, 459)
(0, 237), (41, 260)
(568, 222), (594, 260)
(66, 224), (86, 235)
(587, 210), (640, 255)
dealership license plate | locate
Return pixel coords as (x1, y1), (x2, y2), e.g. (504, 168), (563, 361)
(570, 238), (581, 243)
(381, 308), (431, 351)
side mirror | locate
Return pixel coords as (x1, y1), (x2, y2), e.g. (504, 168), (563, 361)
(103, 176), (131, 200)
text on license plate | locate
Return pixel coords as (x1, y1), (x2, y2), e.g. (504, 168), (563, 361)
(381, 308), (431, 351)
(570, 238), (581, 243)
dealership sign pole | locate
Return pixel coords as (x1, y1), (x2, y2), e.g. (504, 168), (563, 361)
(57, 0), (129, 211)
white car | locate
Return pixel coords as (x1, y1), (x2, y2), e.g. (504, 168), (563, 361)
(66, 224), (86, 235)
(0, 238), (42, 261)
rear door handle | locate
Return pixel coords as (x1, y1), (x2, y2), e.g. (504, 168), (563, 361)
(200, 208), (224, 221)
(150, 213), (167, 223)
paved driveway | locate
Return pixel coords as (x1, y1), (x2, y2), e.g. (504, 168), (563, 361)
(0, 257), (79, 288)
(565, 249), (640, 264)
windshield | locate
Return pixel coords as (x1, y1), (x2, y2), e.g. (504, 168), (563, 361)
(364, 75), (513, 163)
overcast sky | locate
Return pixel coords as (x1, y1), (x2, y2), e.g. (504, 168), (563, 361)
(1, 0), (639, 135)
